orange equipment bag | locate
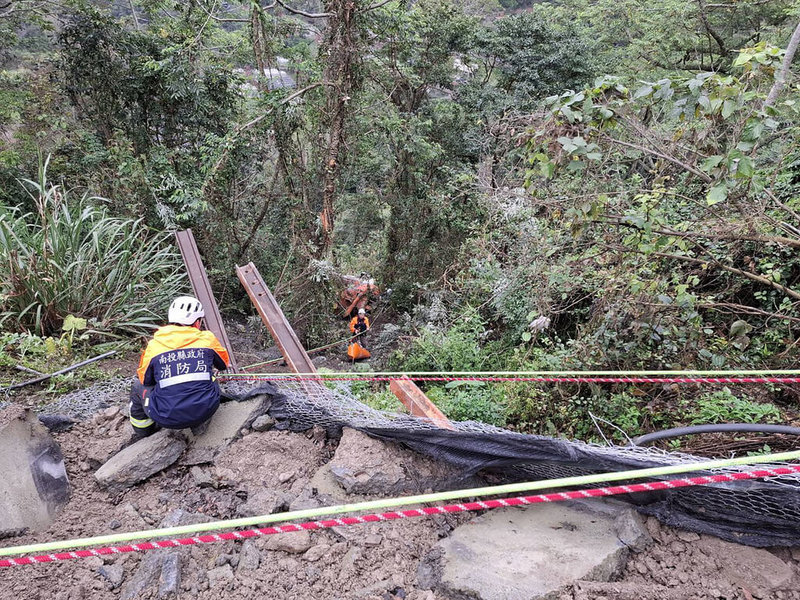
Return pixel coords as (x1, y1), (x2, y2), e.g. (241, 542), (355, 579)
(347, 342), (371, 361)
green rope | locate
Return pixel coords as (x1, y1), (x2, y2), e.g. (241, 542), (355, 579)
(2, 450), (798, 557)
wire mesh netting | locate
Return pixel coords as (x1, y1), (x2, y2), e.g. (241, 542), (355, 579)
(225, 378), (800, 548)
(19, 375), (800, 547)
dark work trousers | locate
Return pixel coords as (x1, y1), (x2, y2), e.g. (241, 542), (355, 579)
(129, 378), (158, 437)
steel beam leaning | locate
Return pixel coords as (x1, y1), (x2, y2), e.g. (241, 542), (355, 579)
(175, 229), (239, 373)
(389, 378), (454, 430)
(235, 262), (317, 375)
(235, 262), (452, 429)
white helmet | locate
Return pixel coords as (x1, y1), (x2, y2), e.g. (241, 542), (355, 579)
(358, 308), (366, 315)
(168, 296), (204, 325)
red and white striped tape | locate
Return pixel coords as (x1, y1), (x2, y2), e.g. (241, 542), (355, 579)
(2, 464), (798, 568)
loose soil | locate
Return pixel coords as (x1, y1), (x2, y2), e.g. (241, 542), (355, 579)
(1, 325), (799, 599)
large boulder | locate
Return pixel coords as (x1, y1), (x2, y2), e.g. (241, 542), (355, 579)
(328, 427), (473, 495)
(0, 406), (70, 537)
(425, 501), (651, 600)
(95, 430), (188, 493)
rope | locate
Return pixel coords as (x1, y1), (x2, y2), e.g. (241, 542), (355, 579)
(222, 369), (800, 377)
(2, 449), (799, 559)
(2, 464), (798, 567)
(220, 374), (800, 384)
(239, 334), (360, 371)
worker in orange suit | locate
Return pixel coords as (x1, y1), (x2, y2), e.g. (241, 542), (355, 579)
(129, 296), (230, 438)
(349, 308), (370, 338)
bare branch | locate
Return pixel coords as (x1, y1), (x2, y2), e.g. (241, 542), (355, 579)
(360, 0), (394, 12)
(601, 135), (713, 183)
(128, 0), (141, 31)
(603, 215), (800, 249)
(273, 0), (331, 19)
(201, 83), (333, 198)
(764, 18), (800, 108)
(696, 0), (728, 55)
(654, 251), (800, 300)
(196, 0), (252, 22)
(697, 301), (800, 323)
(706, 0), (775, 7)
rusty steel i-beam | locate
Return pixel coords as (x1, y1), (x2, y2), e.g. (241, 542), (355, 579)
(175, 229), (239, 373)
(235, 262), (317, 375)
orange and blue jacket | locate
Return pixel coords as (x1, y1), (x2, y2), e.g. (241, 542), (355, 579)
(137, 325), (230, 428)
(349, 315), (370, 334)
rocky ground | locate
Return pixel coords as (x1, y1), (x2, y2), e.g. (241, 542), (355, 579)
(0, 394), (799, 600)
(1, 323), (800, 600)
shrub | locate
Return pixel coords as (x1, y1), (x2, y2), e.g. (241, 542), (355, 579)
(684, 388), (781, 425)
(0, 161), (186, 336)
(427, 384), (507, 426)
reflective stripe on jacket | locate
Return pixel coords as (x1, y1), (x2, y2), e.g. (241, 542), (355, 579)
(137, 325), (230, 428)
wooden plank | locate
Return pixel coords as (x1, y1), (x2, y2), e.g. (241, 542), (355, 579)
(175, 229), (239, 373)
(389, 379), (454, 430)
(235, 262), (317, 374)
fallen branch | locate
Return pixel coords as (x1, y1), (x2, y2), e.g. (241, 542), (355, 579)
(2, 351), (117, 392)
(603, 215), (800, 249)
(601, 136), (713, 183)
(654, 251), (800, 301)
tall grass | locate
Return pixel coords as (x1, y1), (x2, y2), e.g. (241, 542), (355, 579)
(0, 160), (186, 336)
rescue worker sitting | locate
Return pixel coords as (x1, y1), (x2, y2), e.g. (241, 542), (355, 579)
(349, 308), (370, 338)
(129, 296), (230, 438)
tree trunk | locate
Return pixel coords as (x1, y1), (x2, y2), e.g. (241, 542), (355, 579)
(764, 19), (800, 109)
(316, 0), (362, 257)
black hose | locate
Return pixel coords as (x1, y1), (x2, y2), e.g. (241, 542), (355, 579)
(631, 423), (800, 446)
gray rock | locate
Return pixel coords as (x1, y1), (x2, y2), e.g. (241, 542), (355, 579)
(179, 447), (217, 466)
(0, 406), (70, 537)
(614, 509), (652, 552)
(265, 530), (312, 554)
(98, 564), (125, 589)
(158, 508), (213, 528)
(697, 536), (793, 596)
(120, 552), (165, 600)
(288, 487), (322, 512)
(416, 548), (443, 590)
(278, 470), (295, 483)
(363, 533), (382, 547)
(236, 489), (284, 518)
(304, 544), (331, 562)
(237, 539), (261, 572)
(157, 553), (181, 598)
(37, 414), (75, 433)
(352, 579), (396, 598)
(305, 565), (322, 584)
(675, 529), (701, 542)
(207, 564), (234, 587)
(190, 466), (213, 487)
(328, 427), (472, 495)
(434, 503), (640, 600)
(192, 396), (270, 450)
(95, 430), (187, 493)
(251, 415), (276, 432)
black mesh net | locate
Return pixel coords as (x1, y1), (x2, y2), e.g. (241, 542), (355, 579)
(226, 379), (800, 548)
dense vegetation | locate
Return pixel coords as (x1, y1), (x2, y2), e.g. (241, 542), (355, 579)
(1, 0), (799, 443)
